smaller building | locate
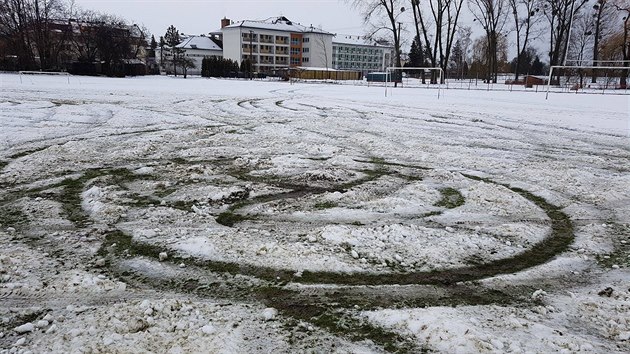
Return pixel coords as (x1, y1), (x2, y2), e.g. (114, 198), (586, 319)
(332, 36), (393, 75)
(157, 35), (223, 76)
(504, 75), (554, 87)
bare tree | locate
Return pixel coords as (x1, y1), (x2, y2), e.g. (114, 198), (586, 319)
(69, 10), (101, 63)
(410, 0), (465, 83)
(29, 0), (68, 69)
(0, 0), (70, 70)
(508, 0), (543, 81)
(589, 0), (616, 82)
(176, 55), (195, 78)
(611, 0), (629, 87)
(469, 0), (510, 83)
(542, 0), (589, 67)
(348, 0), (405, 86)
(0, 0), (36, 69)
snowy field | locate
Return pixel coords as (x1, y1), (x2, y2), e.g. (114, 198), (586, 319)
(1, 73), (629, 353)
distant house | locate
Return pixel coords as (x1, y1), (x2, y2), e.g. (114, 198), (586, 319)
(505, 75), (556, 87)
(157, 35), (223, 76)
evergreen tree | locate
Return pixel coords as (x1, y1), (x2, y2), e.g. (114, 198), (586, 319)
(449, 39), (466, 79)
(164, 25), (182, 76)
(240, 59), (252, 78)
(158, 36), (165, 67)
(164, 25), (181, 47)
(408, 35), (424, 67)
(149, 35), (157, 58)
(531, 56), (545, 76)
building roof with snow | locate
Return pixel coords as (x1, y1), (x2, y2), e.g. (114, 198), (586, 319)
(176, 35), (222, 50)
(333, 35), (393, 48)
(224, 16), (332, 36)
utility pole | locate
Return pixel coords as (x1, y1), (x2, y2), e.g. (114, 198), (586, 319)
(563, 0), (577, 66)
(396, 21), (402, 88)
(249, 29), (254, 79)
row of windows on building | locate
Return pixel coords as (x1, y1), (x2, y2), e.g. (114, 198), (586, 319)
(333, 62), (381, 69)
(242, 55), (310, 65)
(333, 46), (384, 55)
(242, 44), (310, 55)
(333, 54), (384, 62)
(241, 33), (310, 44)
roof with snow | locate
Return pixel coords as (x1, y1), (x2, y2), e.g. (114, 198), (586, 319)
(333, 35), (393, 48)
(176, 35), (222, 51)
(224, 16), (333, 36)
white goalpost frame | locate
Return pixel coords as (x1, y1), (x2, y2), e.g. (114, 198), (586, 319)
(384, 67), (444, 99)
(19, 71), (71, 84)
(545, 65), (630, 99)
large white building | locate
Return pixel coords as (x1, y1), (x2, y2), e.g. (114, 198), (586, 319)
(219, 16), (334, 74)
(332, 36), (394, 74)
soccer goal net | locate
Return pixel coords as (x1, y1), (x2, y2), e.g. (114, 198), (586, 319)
(19, 71), (71, 85)
(545, 63), (629, 98)
(384, 67), (444, 98)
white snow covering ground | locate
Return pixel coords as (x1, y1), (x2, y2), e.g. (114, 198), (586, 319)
(1, 73), (629, 353)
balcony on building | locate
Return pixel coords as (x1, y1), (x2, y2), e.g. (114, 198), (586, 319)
(260, 34), (274, 44)
(275, 47), (289, 55)
(242, 44), (258, 53)
(259, 45), (274, 54)
(242, 32), (258, 42)
(275, 36), (289, 45)
(242, 55), (258, 63)
(260, 56), (274, 65)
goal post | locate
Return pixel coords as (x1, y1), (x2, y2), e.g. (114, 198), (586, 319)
(384, 67), (444, 99)
(545, 65), (630, 99)
(19, 71), (71, 84)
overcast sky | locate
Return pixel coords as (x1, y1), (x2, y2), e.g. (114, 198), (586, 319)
(73, 0), (366, 39)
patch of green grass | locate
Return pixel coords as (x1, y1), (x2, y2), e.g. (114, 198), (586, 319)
(108, 167), (145, 186)
(8, 146), (49, 159)
(53, 168), (147, 227)
(313, 312), (420, 353)
(314, 201), (338, 210)
(596, 251), (629, 268)
(0, 206), (28, 228)
(2, 309), (47, 333)
(306, 156), (331, 161)
(127, 193), (161, 208)
(98, 230), (166, 258)
(216, 211), (249, 227)
(154, 187), (176, 198)
(400, 174), (423, 181)
(51, 99), (81, 106)
(595, 224), (630, 268)
(57, 174), (97, 227)
(370, 157), (387, 166)
(170, 157), (188, 165)
(255, 287), (421, 353)
(434, 187), (465, 209)
(168, 200), (195, 211)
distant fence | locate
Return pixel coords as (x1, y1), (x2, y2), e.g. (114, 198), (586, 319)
(287, 69), (361, 81)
